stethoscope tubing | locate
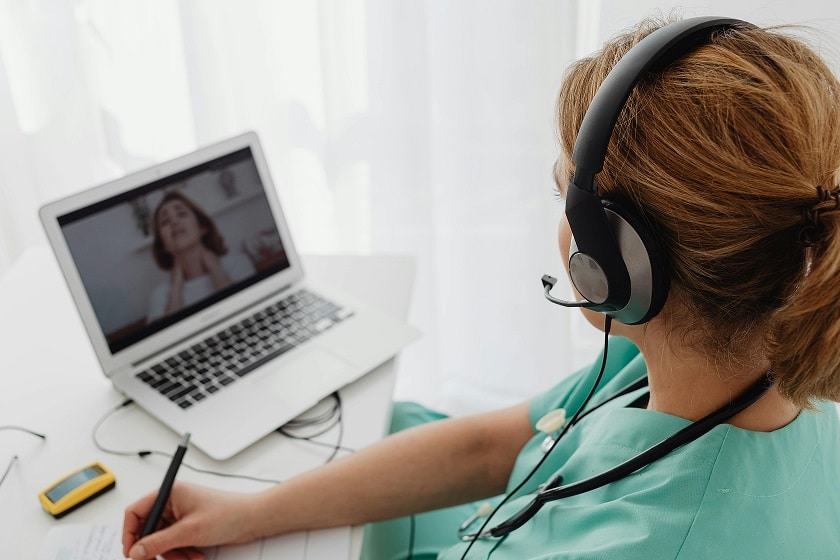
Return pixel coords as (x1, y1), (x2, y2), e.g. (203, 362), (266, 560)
(464, 372), (774, 539)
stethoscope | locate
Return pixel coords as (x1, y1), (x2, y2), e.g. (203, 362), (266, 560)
(453, 279), (775, 559)
(457, 366), (774, 543)
(456, 370), (649, 541)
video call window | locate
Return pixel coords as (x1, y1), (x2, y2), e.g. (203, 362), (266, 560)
(58, 148), (290, 354)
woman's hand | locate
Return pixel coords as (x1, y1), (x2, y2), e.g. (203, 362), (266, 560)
(199, 247), (232, 291)
(122, 482), (258, 560)
(122, 401), (534, 559)
(164, 262), (185, 316)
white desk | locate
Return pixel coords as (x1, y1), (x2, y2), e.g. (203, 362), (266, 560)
(0, 246), (415, 559)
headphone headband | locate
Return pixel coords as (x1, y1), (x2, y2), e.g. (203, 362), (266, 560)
(572, 16), (746, 183)
(564, 16), (751, 324)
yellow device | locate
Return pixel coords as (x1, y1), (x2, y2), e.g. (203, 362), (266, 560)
(38, 461), (116, 518)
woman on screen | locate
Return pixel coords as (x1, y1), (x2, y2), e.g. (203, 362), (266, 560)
(146, 191), (255, 323)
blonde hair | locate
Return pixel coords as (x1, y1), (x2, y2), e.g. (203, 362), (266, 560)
(556, 18), (840, 407)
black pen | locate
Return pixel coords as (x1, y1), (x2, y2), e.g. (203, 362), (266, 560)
(141, 432), (190, 537)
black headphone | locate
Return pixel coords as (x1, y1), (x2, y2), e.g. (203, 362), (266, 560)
(547, 16), (751, 325)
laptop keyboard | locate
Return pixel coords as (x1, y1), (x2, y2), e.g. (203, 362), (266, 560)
(135, 289), (354, 410)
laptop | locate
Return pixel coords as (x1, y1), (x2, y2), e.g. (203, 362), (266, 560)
(40, 131), (419, 460)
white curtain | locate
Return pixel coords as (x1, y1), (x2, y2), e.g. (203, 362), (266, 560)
(9, 1), (834, 414)
(0, 0), (602, 414)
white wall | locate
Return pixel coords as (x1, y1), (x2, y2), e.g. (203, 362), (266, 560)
(444, 0), (840, 413)
(596, 1), (840, 59)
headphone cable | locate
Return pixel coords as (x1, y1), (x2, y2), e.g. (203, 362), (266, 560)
(458, 316), (613, 560)
(0, 425), (48, 491)
(92, 396), (355, 485)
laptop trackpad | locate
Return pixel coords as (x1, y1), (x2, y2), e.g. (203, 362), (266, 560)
(256, 349), (355, 407)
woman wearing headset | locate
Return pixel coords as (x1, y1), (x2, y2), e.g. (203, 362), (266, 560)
(123, 17), (840, 560)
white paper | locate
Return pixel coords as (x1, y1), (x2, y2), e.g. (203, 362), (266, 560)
(205, 528), (349, 560)
(39, 524), (123, 560)
(38, 523), (351, 560)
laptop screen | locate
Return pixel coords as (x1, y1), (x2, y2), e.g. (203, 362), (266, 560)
(57, 147), (291, 354)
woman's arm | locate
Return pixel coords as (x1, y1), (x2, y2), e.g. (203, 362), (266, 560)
(123, 401), (534, 559)
(250, 400), (534, 537)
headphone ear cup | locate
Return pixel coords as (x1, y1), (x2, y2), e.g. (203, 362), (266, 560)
(599, 199), (669, 324)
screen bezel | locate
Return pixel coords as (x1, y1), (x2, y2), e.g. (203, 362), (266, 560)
(39, 132), (304, 375)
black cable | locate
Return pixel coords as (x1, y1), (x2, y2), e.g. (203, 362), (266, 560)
(278, 392), (341, 433)
(407, 514), (416, 560)
(282, 394), (341, 428)
(92, 399), (282, 484)
(324, 409), (345, 463)
(462, 322), (774, 547)
(0, 456), (18, 490)
(0, 424), (48, 490)
(458, 316), (613, 560)
(93, 394), (354, 486)
(92, 399), (140, 458)
(0, 425), (47, 439)
(276, 392), (355, 460)
(529, 372), (773, 505)
(139, 450), (283, 484)
(279, 434), (355, 455)
(486, 533), (509, 558)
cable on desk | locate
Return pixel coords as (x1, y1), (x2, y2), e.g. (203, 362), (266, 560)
(0, 424), (48, 490)
(275, 392), (356, 460)
(92, 399), (282, 484)
(92, 399), (141, 458)
(92, 395), (357, 485)
(0, 425), (47, 439)
(0, 456), (18, 490)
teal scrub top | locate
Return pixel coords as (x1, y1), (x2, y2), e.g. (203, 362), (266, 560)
(435, 337), (840, 559)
